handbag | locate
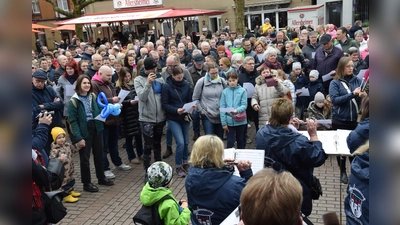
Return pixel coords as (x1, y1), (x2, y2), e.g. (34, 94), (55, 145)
(309, 175), (323, 200)
(47, 158), (65, 190)
(44, 191), (67, 223)
(232, 111), (247, 122)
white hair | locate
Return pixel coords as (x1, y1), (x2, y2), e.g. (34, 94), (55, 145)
(192, 49), (202, 57)
(201, 42), (210, 48)
(231, 53), (243, 65)
(263, 47), (278, 61)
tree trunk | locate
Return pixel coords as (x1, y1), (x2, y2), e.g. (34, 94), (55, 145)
(234, 0), (245, 36)
(75, 24), (83, 40)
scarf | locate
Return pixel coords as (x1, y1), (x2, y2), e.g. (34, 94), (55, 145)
(206, 73), (220, 83)
(32, 150), (45, 210)
(264, 60), (282, 70)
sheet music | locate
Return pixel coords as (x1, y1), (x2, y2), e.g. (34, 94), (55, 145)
(243, 82), (255, 98)
(235, 149), (265, 175)
(296, 88), (310, 96)
(298, 130), (352, 155)
(220, 207), (240, 225)
(182, 100), (197, 113)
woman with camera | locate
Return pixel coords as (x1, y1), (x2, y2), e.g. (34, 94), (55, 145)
(161, 66), (193, 178)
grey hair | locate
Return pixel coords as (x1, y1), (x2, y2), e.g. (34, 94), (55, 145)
(231, 53), (243, 65)
(263, 47), (278, 61)
(201, 41), (210, 48)
(243, 56), (255, 64)
(192, 49), (202, 57)
(354, 30), (363, 37)
(347, 47), (359, 55)
(224, 40), (232, 49)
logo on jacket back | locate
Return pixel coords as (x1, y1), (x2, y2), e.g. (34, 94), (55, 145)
(348, 184), (365, 221)
(193, 208), (214, 225)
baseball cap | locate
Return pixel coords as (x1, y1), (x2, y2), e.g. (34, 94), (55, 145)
(319, 34), (332, 44)
(144, 57), (157, 70)
(193, 54), (205, 64)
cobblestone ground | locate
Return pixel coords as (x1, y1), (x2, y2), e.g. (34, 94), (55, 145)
(58, 123), (350, 225)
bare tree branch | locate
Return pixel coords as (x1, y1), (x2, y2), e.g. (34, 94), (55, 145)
(44, 0), (74, 17)
(79, 0), (97, 10)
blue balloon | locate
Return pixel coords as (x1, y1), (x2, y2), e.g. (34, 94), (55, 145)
(97, 92), (121, 118)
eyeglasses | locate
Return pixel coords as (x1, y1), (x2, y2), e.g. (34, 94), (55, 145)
(167, 64), (176, 67)
(209, 72), (218, 75)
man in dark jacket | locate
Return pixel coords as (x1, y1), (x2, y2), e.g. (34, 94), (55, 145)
(91, 66), (131, 179)
(256, 98), (327, 217)
(53, 55), (68, 84)
(242, 39), (261, 68)
(313, 34), (343, 95)
(32, 70), (64, 155)
(336, 27), (359, 53)
(85, 54), (102, 79)
(37, 57), (56, 86)
(302, 31), (320, 71)
(156, 45), (167, 68)
(81, 45), (94, 62)
(200, 42), (218, 61)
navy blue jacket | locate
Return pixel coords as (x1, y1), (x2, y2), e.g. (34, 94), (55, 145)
(347, 118), (369, 153)
(329, 75), (362, 122)
(161, 76), (192, 122)
(312, 46), (343, 77)
(32, 84), (64, 130)
(345, 151), (369, 225)
(81, 53), (92, 62)
(185, 166), (252, 225)
(308, 80), (325, 105)
(256, 125), (327, 216)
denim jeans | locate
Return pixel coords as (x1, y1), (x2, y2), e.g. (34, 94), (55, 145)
(201, 114), (223, 140)
(192, 110), (201, 135)
(226, 124), (247, 149)
(125, 134), (143, 161)
(103, 125), (123, 171)
(166, 120), (173, 147)
(168, 120), (189, 167)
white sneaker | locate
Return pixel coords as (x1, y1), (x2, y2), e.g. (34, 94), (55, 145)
(247, 124), (251, 128)
(117, 163), (132, 170)
(104, 170), (116, 179)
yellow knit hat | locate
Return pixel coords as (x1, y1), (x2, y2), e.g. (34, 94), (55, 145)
(51, 127), (66, 143)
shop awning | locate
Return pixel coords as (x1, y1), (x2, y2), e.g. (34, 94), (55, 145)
(51, 24), (83, 31)
(32, 24), (54, 29)
(53, 8), (226, 25)
(32, 29), (41, 33)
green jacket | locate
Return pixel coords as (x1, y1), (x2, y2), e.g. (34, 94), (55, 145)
(140, 183), (191, 225)
(67, 93), (103, 143)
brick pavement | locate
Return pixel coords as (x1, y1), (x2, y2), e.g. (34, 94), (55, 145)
(58, 124), (350, 225)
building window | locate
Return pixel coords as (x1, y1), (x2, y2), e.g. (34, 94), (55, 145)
(57, 0), (69, 11)
(32, 0), (40, 14)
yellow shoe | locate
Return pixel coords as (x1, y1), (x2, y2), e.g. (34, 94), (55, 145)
(64, 194), (79, 203)
(70, 190), (81, 197)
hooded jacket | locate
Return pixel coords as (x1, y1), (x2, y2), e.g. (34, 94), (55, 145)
(55, 75), (78, 116)
(161, 76), (192, 122)
(53, 66), (65, 84)
(302, 42), (321, 68)
(134, 67), (166, 123)
(329, 75), (362, 122)
(140, 183), (191, 225)
(344, 143), (369, 225)
(256, 125), (327, 216)
(220, 84), (248, 127)
(192, 75), (226, 124)
(81, 52), (92, 61)
(346, 117), (369, 153)
(251, 75), (286, 127)
(338, 38), (359, 53)
(185, 166), (252, 225)
(91, 72), (120, 126)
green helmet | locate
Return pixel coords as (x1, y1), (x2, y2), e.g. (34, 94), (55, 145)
(147, 162), (173, 188)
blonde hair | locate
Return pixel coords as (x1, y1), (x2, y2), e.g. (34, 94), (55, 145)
(352, 140), (369, 156)
(240, 168), (303, 225)
(285, 41), (302, 56)
(189, 135), (225, 169)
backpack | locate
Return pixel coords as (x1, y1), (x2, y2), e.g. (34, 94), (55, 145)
(133, 195), (174, 225)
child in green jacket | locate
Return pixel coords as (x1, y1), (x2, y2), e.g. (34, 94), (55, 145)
(139, 162), (191, 225)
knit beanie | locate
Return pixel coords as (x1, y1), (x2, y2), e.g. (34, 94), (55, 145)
(314, 92), (325, 103)
(51, 127), (66, 143)
(309, 70), (319, 79)
(292, 62), (301, 71)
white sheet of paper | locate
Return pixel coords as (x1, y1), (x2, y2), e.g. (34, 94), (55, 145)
(311, 52), (316, 59)
(182, 100), (197, 113)
(298, 129), (352, 155)
(224, 149), (265, 175)
(316, 119), (332, 129)
(322, 72), (334, 82)
(220, 107), (235, 113)
(117, 90), (130, 104)
(65, 84), (75, 97)
(335, 44), (342, 50)
(220, 207), (240, 225)
(94, 114), (106, 122)
(134, 96), (139, 100)
(243, 82), (255, 98)
(296, 88), (310, 96)
(74, 57), (82, 62)
(357, 69), (367, 80)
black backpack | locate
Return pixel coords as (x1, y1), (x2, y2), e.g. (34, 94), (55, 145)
(133, 195), (174, 225)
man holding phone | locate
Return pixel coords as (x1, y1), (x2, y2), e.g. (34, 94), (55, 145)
(134, 57), (166, 181)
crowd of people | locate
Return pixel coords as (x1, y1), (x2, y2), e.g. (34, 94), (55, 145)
(32, 20), (369, 225)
